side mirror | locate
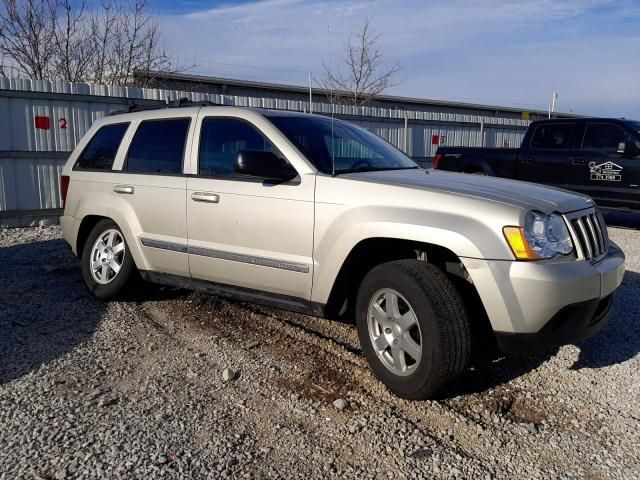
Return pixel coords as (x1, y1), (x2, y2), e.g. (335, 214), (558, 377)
(617, 140), (640, 157)
(234, 150), (297, 181)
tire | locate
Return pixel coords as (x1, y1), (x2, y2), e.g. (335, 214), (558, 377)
(80, 219), (136, 300)
(356, 259), (471, 400)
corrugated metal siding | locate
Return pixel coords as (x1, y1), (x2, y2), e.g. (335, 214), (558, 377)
(0, 155), (66, 211)
(0, 76), (530, 226)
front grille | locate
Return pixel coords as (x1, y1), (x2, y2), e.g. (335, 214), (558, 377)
(569, 210), (608, 261)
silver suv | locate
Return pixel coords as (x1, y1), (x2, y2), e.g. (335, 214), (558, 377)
(60, 105), (626, 399)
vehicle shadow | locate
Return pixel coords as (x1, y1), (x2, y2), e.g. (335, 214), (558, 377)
(602, 209), (640, 229)
(0, 238), (106, 384)
(570, 269), (640, 370)
(442, 268), (639, 397)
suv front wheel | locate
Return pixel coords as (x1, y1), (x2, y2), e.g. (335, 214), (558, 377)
(81, 219), (136, 299)
(356, 260), (471, 399)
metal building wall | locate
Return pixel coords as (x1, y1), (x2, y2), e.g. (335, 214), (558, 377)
(0, 77), (529, 227)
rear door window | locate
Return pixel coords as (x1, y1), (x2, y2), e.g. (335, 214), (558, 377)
(530, 124), (575, 150)
(74, 123), (129, 170)
(125, 118), (190, 174)
(581, 123), (626, 154)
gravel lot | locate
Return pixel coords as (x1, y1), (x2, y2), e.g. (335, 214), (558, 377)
(1, 211), (639, 479)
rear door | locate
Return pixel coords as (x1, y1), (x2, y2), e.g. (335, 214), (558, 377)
(108, 111), (196, 276)
(517, 122), (577, 187)
(571, 122), (640, 209)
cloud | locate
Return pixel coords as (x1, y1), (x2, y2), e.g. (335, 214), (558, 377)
(158, 0), (640, 117)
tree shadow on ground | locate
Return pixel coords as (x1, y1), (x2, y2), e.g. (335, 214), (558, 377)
(0, 237), (191, 385)
(0, 238), (107, 384)
(570, 269), (640, 370)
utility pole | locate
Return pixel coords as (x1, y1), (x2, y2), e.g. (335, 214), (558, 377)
(309, 71), (313, 114)
(404, 111), (408, 154)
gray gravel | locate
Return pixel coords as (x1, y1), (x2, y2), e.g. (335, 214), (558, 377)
(0, 214), (639, 479)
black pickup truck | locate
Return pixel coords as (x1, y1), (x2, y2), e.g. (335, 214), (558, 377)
(434, 118), (640, 210)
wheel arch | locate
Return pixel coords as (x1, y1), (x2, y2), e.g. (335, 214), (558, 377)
(76, 215), (109, 256)
(321, 237), (490, 339)
(462, 159), (493, 176)
(76, 214), (145, 270)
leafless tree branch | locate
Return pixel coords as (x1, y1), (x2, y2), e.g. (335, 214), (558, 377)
(322, 18), (401, 106)
(0, 0), (193, 85)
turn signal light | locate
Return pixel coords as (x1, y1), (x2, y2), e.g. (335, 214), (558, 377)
(503, 226), (541, 261)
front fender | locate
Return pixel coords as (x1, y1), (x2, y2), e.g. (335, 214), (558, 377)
(310, 204), (515, 304)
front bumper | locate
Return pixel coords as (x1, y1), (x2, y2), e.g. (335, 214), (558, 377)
(462, 242), (625, 353)
(494, 293), (613, 353)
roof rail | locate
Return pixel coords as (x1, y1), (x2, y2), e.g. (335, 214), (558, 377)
(108, 97), (222, 116)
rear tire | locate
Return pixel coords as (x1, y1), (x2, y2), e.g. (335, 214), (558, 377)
(356, 260), (471, 399)
(80, 219), (136, 300)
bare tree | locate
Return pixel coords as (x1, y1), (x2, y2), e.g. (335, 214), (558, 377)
(322, 19), (401, 106)
(0, 0), (57, 79)
(0, 0), (187, 85)
(91, 0), (178, 87)
(51, 0), (93, 81)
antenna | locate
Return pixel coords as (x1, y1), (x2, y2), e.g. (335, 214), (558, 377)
(331, 102), (336, 176)
(328, 24), (336, 176)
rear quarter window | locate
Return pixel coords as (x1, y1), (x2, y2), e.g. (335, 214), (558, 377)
(74, 123), (129, 170)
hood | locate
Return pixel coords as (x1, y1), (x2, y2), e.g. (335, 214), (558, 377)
(343, 169), (594, 214)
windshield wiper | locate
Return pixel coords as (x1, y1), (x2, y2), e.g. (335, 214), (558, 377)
(333, 166), (420, 176)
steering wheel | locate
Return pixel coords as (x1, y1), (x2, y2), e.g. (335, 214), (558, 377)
(350, 159), (372, 170)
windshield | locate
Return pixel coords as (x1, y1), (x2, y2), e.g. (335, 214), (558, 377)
(266, 114), (418, 174)
(625, 121), (640, 133)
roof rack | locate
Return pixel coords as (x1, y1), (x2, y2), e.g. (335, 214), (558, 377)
(109, 97), (221, 116)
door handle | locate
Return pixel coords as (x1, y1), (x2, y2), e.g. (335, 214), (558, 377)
(113, 185), (134, 194)
(521, 157), (535, 163)
(191, 192), (220, 203)
(572, 158), (587, 166)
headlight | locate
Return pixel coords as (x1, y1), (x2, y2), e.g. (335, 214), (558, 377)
(503, 211), (574, 260)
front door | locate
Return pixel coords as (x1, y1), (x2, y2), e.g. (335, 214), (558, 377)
(517, 122), (577, 188)
(571, 122), (640, 209)
(186, 115), (315, 302)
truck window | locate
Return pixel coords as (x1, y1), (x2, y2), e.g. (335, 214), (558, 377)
(581, 123), (626, 154)
(125, 118), (190, 174)
(74, 123), (129, 170)
(530, 124), (574, 150)
(198, 118), (280, 177)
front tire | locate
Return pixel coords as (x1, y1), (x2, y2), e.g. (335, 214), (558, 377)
(81, 219), (136, 300)
(356, 260), (471, 399)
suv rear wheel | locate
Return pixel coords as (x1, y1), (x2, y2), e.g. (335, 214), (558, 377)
(81, 219), (136, 299)
(356, 260), (471, 399)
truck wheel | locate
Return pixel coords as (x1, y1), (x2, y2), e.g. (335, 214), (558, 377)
(80, 219), (136, 300)
(356, 260), (470, 399)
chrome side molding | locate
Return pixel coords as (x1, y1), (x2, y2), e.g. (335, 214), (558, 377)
(140, 237), (310, 273)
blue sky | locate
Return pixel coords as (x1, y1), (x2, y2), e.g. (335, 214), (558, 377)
(151, 0), (640, 117)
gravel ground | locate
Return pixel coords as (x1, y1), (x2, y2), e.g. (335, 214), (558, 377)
(0, 211), (639, 479)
